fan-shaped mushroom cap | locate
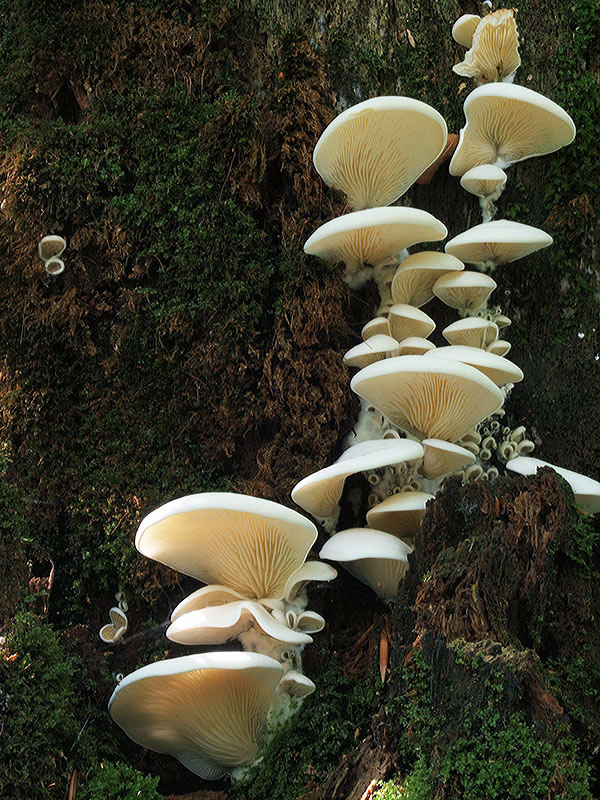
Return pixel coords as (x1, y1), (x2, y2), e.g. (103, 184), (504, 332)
(135, 493), (317, 601)
(172, 585), (248, 622)
(506, 457), (600, 514)
(452, 14), (481, 48)
(108, 652), (283, 779)
(487, 339), (511, 356)
(166, 601), (313, 647)
(494, 314), (511, 329)
(99, 607), (128, 644)
(425, 345), (523, 386)
(343, 335), (400, 368)
(396, 337), (436, 356)
(453, 9), (520, 84)
(38, 234), (66, 261)
(460, 165), (507, 199)
(366, 491), (434, 541)
(304, 208), (447, 274)
(445, 220), (553, 267)
(450, 83), (576, 176)
(422, 438), (476, 479)
(362, 317), (391, 340)
(388, 304), (436, 342)
(319, 528), (411, 601)
(313, 96), (448, 210)
(291, 439), (423, 519)
(443, 318), (499, 348)
(391, 251), (465, 307)
(350, 356), (504, 442)
(433, 271), (497, 309)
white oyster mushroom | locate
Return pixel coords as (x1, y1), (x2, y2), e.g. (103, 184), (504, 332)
(99, 606), (128, 644)
(452, 14), (481, 48)
(343, 335), (400, 368)
(453, 9), (520, 85)
(425, 345), (523, 387)
(445, 220), (553, 271)
(108, 652), (283, 780)
(422, 438), (476, 479)
(390, 251), (464, 308)
(433, 271), (497, 310)
(506, 457), (600, 514)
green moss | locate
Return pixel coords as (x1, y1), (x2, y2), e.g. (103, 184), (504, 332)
(233, 653), (382, 800)
(79, 761), (164, 800)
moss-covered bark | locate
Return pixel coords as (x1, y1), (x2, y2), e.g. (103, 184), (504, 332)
(0, 0), (598, 797)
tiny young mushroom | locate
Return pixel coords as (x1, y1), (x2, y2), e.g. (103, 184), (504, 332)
(350, 355), (504, 442)
(390, 251), (464, 308)
(38, 234), (66, 262)
(449, 83), (576, 178)
(313, 96), (448, 210)
(453, 8), (520, 85)
(460, 165), (508, 222)
(291, 438), (424, 520)
(445, 220), (553, 272)
(99, 606), (128, 644)
(319, 528), (412, 603)
(108, 652), (284, 780)
(452, 14), (481, 48)
(387, 304), (436, 342)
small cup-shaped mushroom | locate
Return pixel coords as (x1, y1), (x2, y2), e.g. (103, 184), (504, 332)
(391, 251), (465, 307)
(319, 528), (411, 602)
(313, 96), (448, 210)
(422, 438), (476, 479)
(366, 491), (434, 543)
(108, 652), (284, 779)
(38, 234), (66, 261)
(135, 493), (317, 601)
(99, 606), (128, 644)
(388, 304), (436, 342)
(395, 337), (436, 356)
(433, 271), (497, 310)
(45, 257), (65, 275)
(453, 9), (520, 84)
(304, 207), (447, 276)
(493, 313), (511, 329)
(452, 14), (481, 48)
(350, 355), (504, 442)
(443, 318), (499, 349)
(343, 335), (400, 368)
(506, 457), (600, 514)
(487, 339), (511, 356)
(277, 670), (316, 699)
(362, 317), (391, 340)
(291, 438), (423, 519)
(425, 345), (523, 386)
(460, 165), (507, 201)
(450, 83), (576, 177)
(445, 220), (553, 270)
(166, 601), (313, 649)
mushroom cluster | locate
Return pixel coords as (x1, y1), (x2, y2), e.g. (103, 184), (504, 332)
(109, 493), (335, 778)
(450, 9), (575, 221)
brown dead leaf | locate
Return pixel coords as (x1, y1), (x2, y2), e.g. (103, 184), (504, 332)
(407, 29), (416, 48)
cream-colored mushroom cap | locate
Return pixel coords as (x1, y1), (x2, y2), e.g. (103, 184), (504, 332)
(135, 493), (317, 601)
(443, 318), (499, 348)
(450, 83), (576, 176)
(304, 207), (447, 273)
(452, 14), (481, 48)
(445, 220), (553, 267)
(278, 671), (316, 698)
(391, 251), (465, 307)
(506, 457), (600, 514)
(350, 355), (504, 442)
(362, 317), (391, 340)
(313, 96), (448, 210)
(460, 165), (507, 198)
(99, 607), (128, 644)
(396, 337), (436, 356)
(171, 585), (248, 622)
(38, 234), (66, 261)
(344, 335), (400, 368)
(433, 271), (497, 310)
(388, 304), (436, 342)
(487, 339), (511, 356)
(45, 257), (65, 276)
(166, 601), (313, 647)
(453, 9), (520, 84)
(366, 492), (434, 540)
(422, 438), (476, 479)
(291, 439), (423, 518)
(108, 652), (283, 779)
(425, 345), (523, 386)
(319, 528), (411, 601)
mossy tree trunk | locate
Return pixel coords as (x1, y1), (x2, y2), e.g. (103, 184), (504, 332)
(0, 0), (598, 798)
